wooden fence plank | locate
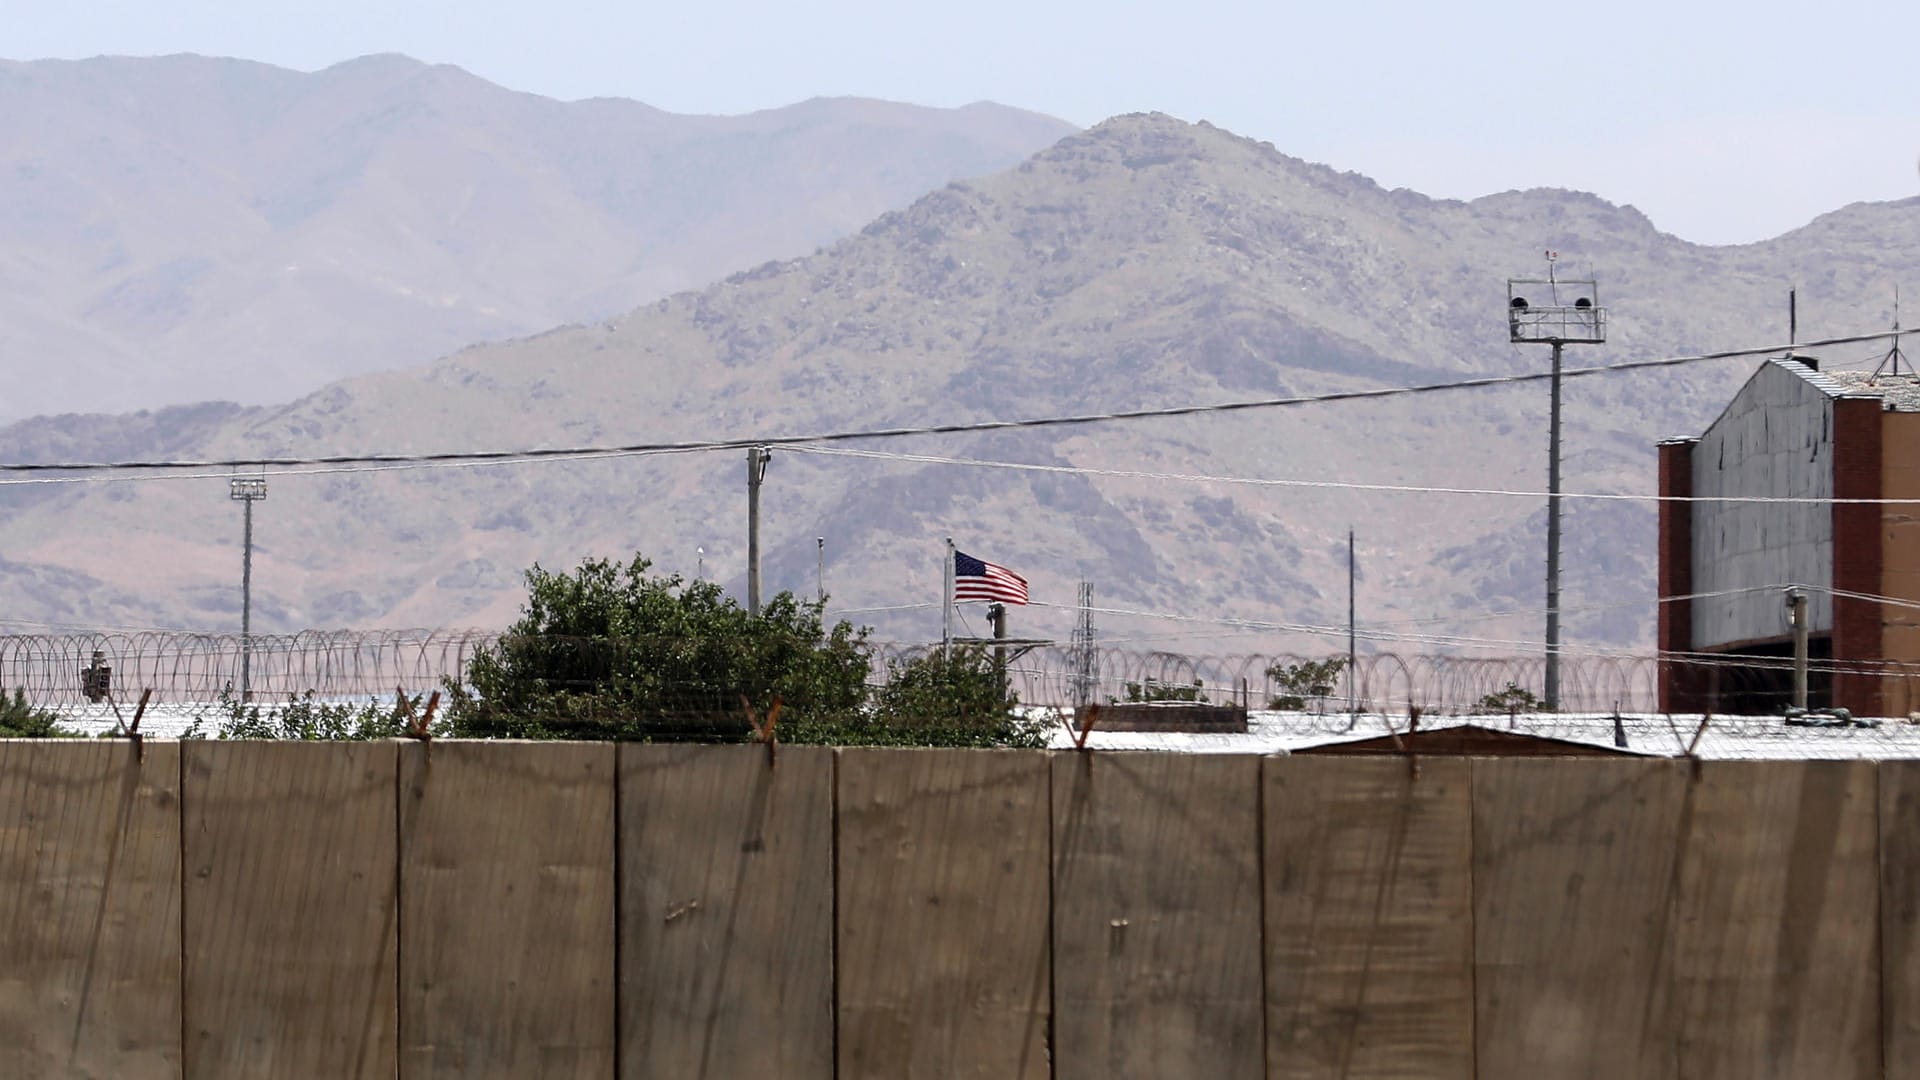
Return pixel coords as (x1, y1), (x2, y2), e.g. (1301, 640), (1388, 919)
(836, 748), (1051, 1080)
(1264, 756), (1472, 1080)
(0, 740), (182, 1079)
(1670, 760), (1879, 1080)
(1052, 752), (1264, 1079)
(1472, 757), (1687, 1078)
(398, 741), (615, 1079)
(181, 740), (397, 1079)
(619, 743), (833, 1079)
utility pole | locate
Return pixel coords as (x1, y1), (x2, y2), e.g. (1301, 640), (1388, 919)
(229, 475), (267, 701)
(1788, 588), (1810, 710)
(745, 446), (770, 615)
(1347, 528), (1357, 716)
(1508, 260), (1606, 711)
(1546, 336), (1564, 709)
(988, 602), (1008, 702)
(816, 536), (826, 604)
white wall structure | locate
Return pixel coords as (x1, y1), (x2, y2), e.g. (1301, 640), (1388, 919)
(1690, 360), (1846, 648)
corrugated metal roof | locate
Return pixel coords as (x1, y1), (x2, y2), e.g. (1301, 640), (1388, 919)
(1823, 369), (1920, 411)
(1775, 357), (1920, 411)
(1775, 356), (1854, 398)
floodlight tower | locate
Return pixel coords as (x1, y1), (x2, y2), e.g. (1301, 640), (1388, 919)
(1507, 257), (1605, 711)
(229, 475), (268, 701)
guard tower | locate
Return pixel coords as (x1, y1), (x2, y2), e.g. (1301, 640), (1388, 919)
(1506, 260), (1606, 710)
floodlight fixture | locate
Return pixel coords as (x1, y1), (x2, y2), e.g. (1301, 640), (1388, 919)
(1505, 262), (1608, 712)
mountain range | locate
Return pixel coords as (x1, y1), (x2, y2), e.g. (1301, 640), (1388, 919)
(0, 53), (1073, 421)
(3, 106), (1918, 658)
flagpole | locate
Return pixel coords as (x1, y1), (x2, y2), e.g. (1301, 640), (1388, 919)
(942, 537), (955, 659)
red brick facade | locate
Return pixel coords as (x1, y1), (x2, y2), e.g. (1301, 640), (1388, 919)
(1831, 397), (1885, 716)
(1656, 439), (1704, 712)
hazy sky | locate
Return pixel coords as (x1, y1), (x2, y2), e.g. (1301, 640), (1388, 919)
(7, 0), (1917, 245)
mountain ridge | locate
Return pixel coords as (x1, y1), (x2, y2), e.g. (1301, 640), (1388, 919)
(4, 112), (1917, 657)
(0, 52), (1075, 421)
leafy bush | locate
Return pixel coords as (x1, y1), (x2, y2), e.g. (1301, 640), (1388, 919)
(438, 553), (1061, 747)
(1474, 682), (1545, 715)
(1118, 677), (1207, 703)
(0, 687), (72, 738)
(181, 688), (442, 740)
(1267, 658), (1348, 711)
(447, 555), (870, 741)
(785, 645), (1047, 748)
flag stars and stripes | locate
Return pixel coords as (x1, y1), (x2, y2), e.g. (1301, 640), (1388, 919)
(953, 550), (1029, 605)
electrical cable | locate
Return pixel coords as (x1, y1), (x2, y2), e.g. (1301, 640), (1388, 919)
(785, 443), (1920, 506)
(2, 327), (1908, 478)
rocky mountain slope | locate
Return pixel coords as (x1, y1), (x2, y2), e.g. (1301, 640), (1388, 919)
(0, 53), (1073, 420)
(3, 114), (1916, 656)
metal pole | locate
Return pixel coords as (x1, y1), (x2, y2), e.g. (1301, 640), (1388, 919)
(942, 538), (955, 659)
(1545, 340), (1563, 711)
(1790, 589), (1810, 709)
(240, 496), (254, 702)
(746, 446), (767, 615)
(989, 602), (1008, 701)
(1347, 528), (1357, 716)
(816, 536), (825, 604)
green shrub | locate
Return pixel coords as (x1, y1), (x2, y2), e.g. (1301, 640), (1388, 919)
(1266, 658), (1348, 710)
(180, 687), (442, 740)
(446, 555), (871, 741)
(1118, 677), (1207, 703)
(0, 688), (72, 738)
(1474, 681), (1545, 715)
(784, 645), (1047, 748)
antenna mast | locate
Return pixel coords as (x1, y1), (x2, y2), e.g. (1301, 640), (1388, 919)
(1872, 285), (1908, 380)
(1070, 581), (1097, 708)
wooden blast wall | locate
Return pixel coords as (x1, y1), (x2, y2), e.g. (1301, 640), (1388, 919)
(0, 741), (1911, 1078)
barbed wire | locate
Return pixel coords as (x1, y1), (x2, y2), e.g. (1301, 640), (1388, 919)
(9, 628), (1913, 723)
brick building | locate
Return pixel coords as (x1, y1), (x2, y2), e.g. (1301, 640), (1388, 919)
(1658, 358), (1920, 716)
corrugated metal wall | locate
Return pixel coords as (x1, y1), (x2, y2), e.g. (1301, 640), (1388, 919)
(1691, 360), (1836, 648)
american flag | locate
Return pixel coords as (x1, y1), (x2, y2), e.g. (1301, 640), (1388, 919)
(953, 550), (1029, 605)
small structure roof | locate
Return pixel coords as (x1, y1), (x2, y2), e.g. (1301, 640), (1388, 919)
(1822, 369), (1920, 411)
(1044, 709), (1920, 760)
(46, 701), (1920, 761)
(1764, 356), (1920, 411)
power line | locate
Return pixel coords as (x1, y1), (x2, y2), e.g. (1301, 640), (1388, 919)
(0, 446), (708, 487)
(786, 445), (1920, 506)
(3, 327), (1908, 478)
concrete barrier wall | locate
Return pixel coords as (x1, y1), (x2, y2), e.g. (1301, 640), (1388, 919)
(1472, 758), (1689, 1078)
(182, 741), (397, 1080)
(1884, 760), (1920, 1076)
(619, 743), (834, 1080)
(1265, 756), (1474, 1080)
(836, 747), (1052, 1080)
(398, 741), (617, 1079)
(3, 743), (1917, 1078)
(1667, 760), (1880, 1079)
(1053, 753), (1264, 1079)
(0, 740), (181, 1080)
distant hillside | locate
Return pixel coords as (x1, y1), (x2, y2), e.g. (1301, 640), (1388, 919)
(0, 53), (1074, 420)
(2, 114), (1917, 656)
